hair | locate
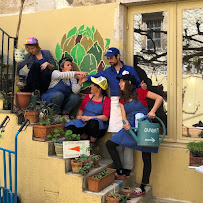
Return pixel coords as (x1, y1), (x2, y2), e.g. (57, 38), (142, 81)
(91, 82), (107, 96)
(58, 57), (73, 71)
(25, 43), (41, 52)
(114, 54), (120, 61)
(120, 80), (138, 103)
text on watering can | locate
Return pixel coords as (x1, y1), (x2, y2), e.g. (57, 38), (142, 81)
(144, 128), (159, 133)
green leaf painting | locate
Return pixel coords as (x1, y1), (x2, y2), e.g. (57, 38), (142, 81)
(67, 27), (77, 39)
(70, 44), (86, 66)
(55, 43), (63, 61)
(87, 42), (102, 65)
(80, 54), (97, 73)
(55, 25), (111, 93)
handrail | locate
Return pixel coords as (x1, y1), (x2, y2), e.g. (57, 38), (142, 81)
(0, 28), (16, 39)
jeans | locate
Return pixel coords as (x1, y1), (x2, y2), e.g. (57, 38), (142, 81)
(51, 92), (80, 114)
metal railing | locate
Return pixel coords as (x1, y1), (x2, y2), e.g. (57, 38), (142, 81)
(0, 28), (17, 111)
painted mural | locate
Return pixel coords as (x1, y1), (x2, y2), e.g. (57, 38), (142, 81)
(55, 25), (110, 93)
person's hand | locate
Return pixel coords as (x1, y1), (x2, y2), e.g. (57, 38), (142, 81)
(81, 115), (91, 121)
(41, 62), (49, 71)
(141, 80), (147, 90)
(123, 120), (131, 131)
(75, 71), (87, 77)
(76, 115), (82, 120)
(148, 111), (156, 119)
(16, 81), (25, 88)
(78, 76), (88, 85)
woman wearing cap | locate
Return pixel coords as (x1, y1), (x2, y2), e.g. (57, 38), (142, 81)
(65, 76), (110, 146)
(16, 37), (55, 96)
(106, 74), (163, 197)
(41, 57), (87, 122)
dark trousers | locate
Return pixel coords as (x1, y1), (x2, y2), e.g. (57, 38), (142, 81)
(25, 62), (51, 94)
(106, 140), (151, 184)
(66, 120), (106, 139)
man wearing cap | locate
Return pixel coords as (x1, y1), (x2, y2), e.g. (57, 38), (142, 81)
(86, 47), (146, 175)
(16, 37), (55, 97)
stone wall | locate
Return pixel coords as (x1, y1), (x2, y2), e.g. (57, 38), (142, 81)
(0, 0), (118, 15)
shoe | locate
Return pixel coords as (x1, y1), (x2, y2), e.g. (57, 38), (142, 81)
(131, 188), (146, 198)
(63, 115), (71, 123)
(192, 121), (203, 127)
(115, 174), (127, 180)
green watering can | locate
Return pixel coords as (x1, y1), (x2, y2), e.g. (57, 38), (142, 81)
(123, 115), (166, 147)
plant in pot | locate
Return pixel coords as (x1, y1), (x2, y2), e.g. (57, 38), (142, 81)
(23, 103), (40, 124)
(78, 154), (93, 176)
(186, 141), (203, 166)
(105, 192), (120, 203)
(91, 154), (101, 168)
(33, 104), (65, 141)
(48, 129), (80, 157)
(119, 195), (128, 203)
(87, 168), (116, 192)
(121, 186), (132, 200)
(0, 90), (11, 110)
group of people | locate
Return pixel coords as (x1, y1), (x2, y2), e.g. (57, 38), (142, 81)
(17, 37), (163, 198)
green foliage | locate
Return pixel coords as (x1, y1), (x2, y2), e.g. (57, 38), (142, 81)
(55, 43), (63, 61)
(106, 192), (120, 199)
(91, 169), (111, 179)
(91, 154), (101, 160)
(64, 130), (80, 141)
(186, 141), (203, 157)
(70, 44), (86, 66)
(47, 128), (65, 141)
(24, 103), (41, 112)
(119, 195), (128, 203)
(67, 27), (77, 39)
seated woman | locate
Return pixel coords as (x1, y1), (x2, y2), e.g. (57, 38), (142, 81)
(16, 37), (55, 96)
(106, 74), (163, 197)
(41, 57), (87, 122)
(65, 76), (110, 147)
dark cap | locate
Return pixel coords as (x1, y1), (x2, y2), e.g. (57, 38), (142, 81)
(116, 74), (136, 85)
(104, 47), (120, 57)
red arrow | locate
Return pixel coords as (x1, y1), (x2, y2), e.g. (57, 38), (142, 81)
(69, 146), (80, 152)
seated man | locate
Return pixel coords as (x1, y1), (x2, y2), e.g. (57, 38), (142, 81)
(65, 76), (110, 147)
(41, 57), (87, 122)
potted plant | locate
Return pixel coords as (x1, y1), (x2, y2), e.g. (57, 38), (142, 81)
(33, 104), (65, 141)
(186, 141), (203, 166)
(48, 129), (80, 157)
(87, 168), (116, 192)
(119, 195), (128, 203)
(91, 154), (101, 168)
(121, 186), (132, 200)
(0, 90), (11, 110)
(23, 103), (40, 124)
(105, 192), (120, 203)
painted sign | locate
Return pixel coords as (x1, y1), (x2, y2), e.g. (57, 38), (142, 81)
(63, 140), (90, 159)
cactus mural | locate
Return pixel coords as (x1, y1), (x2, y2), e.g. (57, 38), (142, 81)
(55, 25), (111, 93)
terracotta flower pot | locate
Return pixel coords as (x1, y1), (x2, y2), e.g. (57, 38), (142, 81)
(24, 111), (39, 124)
(190, 152), (203, 166)
(71, 159), (82, 173)
(122, 187), (132, 199)
(16, 92), (32, 110)
(106, 193), (120, 203)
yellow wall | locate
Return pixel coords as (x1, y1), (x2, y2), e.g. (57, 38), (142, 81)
(0, 2), (203, 203)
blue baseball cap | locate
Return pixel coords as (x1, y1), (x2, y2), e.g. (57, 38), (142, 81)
(104, 47), (120, 57)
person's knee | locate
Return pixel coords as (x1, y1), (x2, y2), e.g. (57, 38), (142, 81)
(69, 94), (81, 105)
(51, 92), (64, 101)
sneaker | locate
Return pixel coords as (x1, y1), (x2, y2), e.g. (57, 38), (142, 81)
(63, 115), (71, 123)
(131, 188), (146, 198)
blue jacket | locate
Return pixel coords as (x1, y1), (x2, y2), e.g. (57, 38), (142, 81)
(87, 62), (141, 96)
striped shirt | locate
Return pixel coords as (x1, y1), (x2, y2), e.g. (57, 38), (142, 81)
(48, 70), (81, 94)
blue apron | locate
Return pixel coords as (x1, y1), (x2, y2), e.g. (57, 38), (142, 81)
(110, 99), (158, 153)
(65, 95), (108, 130)
(41, 79), (72, 104)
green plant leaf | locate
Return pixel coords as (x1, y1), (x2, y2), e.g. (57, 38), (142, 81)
(76, 25), (85, 35)
(87, 42), (102, 65)
(80, 54), (97, 73)
(65, 130), (73, 136)
(70, 44), (86, 66)
(105, 38), (110, 48)
(55, 43), (63, 61)
(67, 27), (77, 39)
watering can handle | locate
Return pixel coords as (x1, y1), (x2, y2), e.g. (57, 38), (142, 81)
(122, 120), (138, 142)
(138, 115), (166, 145)
(18, 119), (30, 132)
